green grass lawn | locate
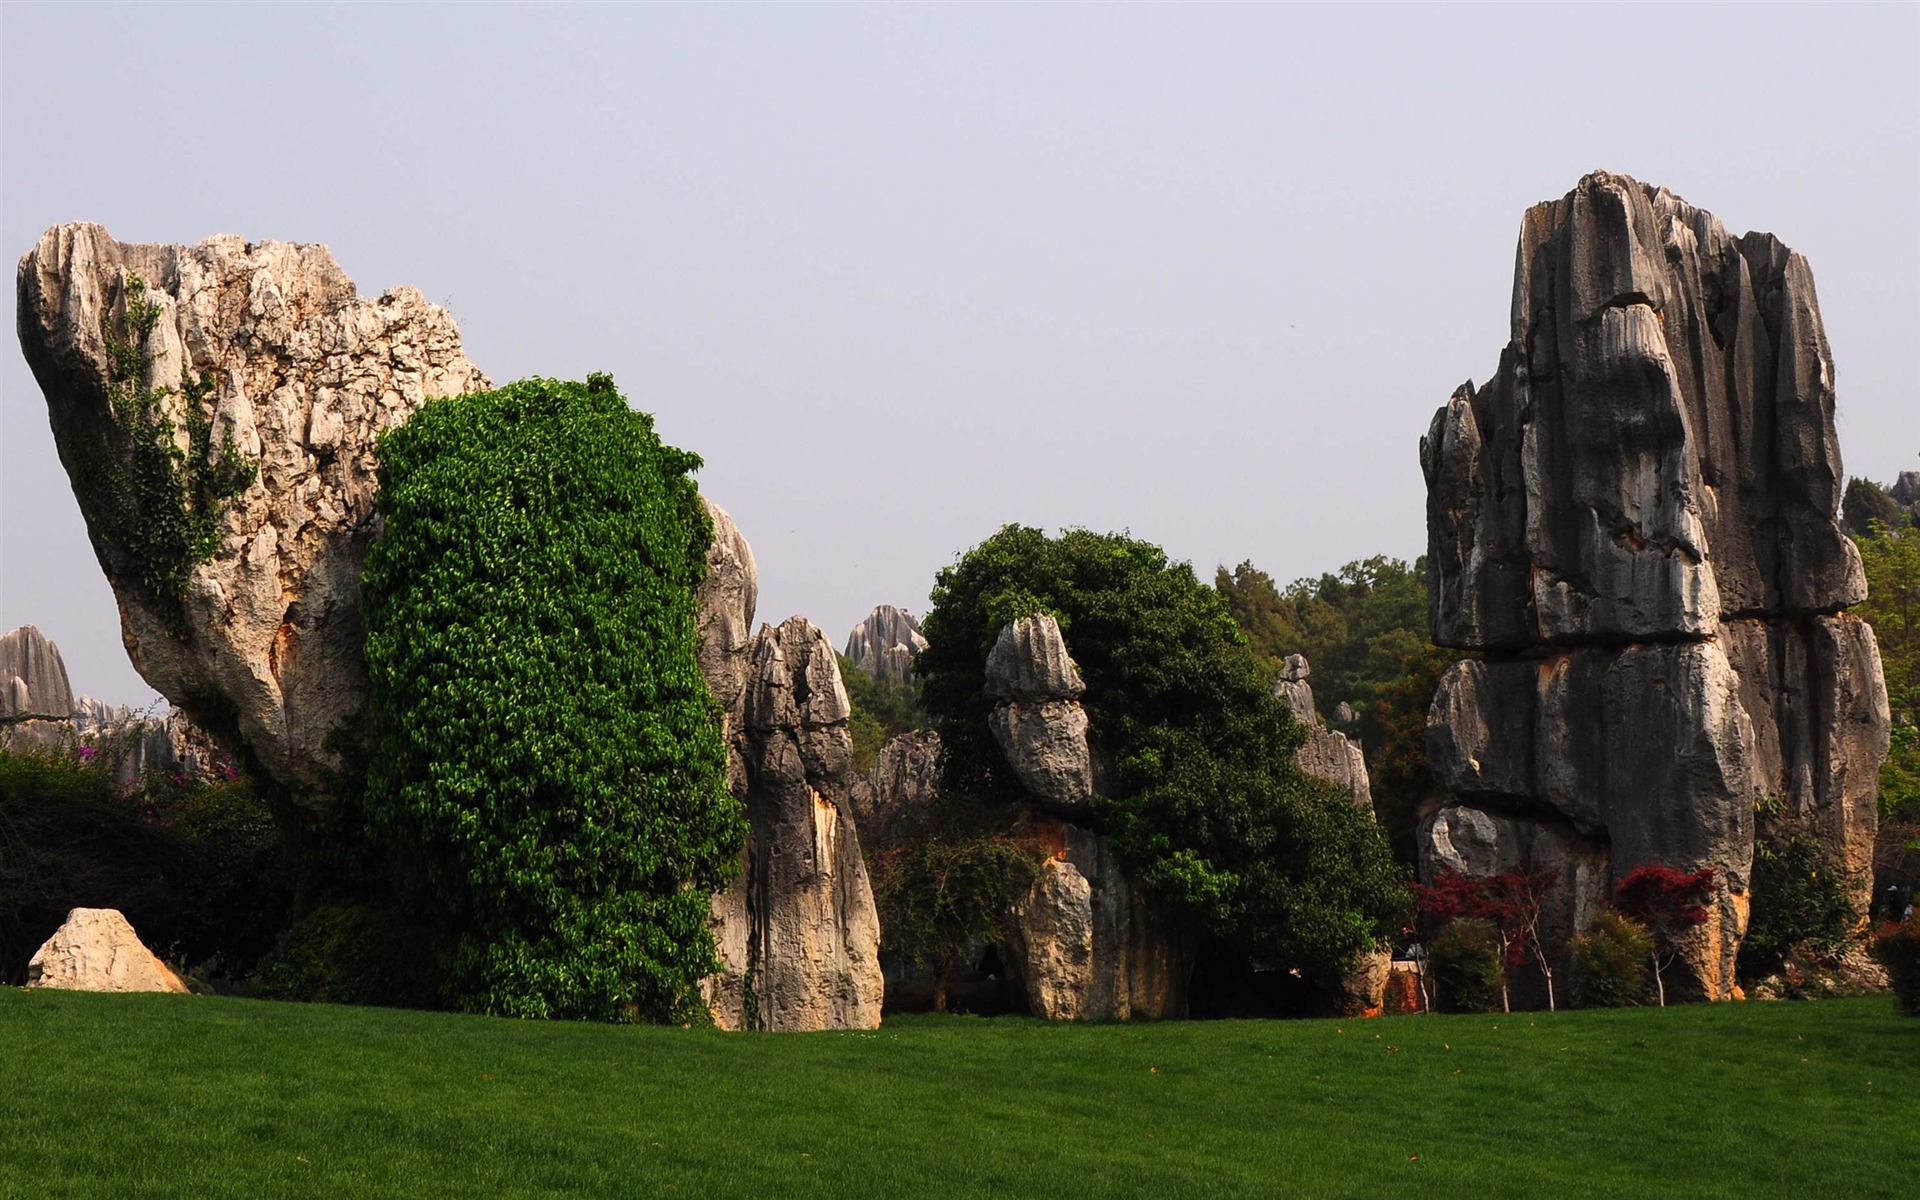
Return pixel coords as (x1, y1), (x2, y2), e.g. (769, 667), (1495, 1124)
(0, 990), (1911, 1199)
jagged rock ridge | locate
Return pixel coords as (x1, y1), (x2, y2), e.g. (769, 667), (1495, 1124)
(1273, 654), (1371, 811)
(0, 625), (77, 749)
(843, 605), (927, 689)
(1419, 172), (1891, 1000)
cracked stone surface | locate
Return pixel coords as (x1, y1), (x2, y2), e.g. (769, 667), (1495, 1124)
(1420, 173), (1890, 1000)
(18, 223), (489, 807)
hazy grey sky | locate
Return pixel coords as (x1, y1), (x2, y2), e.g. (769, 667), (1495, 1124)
(3, 3), (1916, 704)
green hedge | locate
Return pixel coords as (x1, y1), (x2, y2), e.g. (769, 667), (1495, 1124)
(361, 374), (741, 1023)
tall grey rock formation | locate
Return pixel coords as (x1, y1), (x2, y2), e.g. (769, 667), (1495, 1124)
(17, 223), (490, 808)
(988, 615), (1186, 1020)
(704, 616), (885, 1031)
(1273, 654), (1372, 811)
(843, 605), (927, 689)
(0, 625), (77, 749)
(1420, 172), (1890, 1000)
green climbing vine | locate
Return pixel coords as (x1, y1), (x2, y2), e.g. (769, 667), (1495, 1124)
(90, 272), (257, 632)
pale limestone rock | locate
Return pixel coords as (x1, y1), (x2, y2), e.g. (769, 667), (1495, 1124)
(986, 615), (1093, 815)
(17, 223), (490, 808)
(986, 616), (1187, 1020)
(988, 699), (1093, 815)
(0, 625), (76, 750)
(849, 729), (941, 854)
(1273, 654), (1372, 811)
(26, 908), (188, 994)
(1008, 858), (1094, 1021)
(986, 614), (1085, 700)
(704, 617), (883, 1031)
(1336, 946), (1392, 1017)
(695, 499), (759, 722)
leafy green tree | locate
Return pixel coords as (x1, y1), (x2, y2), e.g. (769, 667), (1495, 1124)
(361, 374), (741, 1023)
(1216, 555), (1462, 865)
(917, 526), (1408, 981)
(867, 796), (1042, 1011)
(1854, 515), (1920, 906)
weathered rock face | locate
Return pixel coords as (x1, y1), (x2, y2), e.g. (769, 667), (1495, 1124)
(1423, 173), (1864, 648)
(986, 615), (1094, 815)
(22, 224), (881, 1030)
(849, 728), (941, 853)
(18, 224), (491, 807)
(1273, 654), (1372, 810)
(1016, 820), (1189, 1021)
(704, 616), (884, 1031)
(843, 605), (927, 689)
(1334, 946), (1392, 1018)
(0, 625), (77, 749)
(695, 500), (759, 724)
(26, 907), (189, 993)
(1892, 471), (1920, 510)
(1420, 173), (1891, 1000)
(1007, 858), (1094, 1020)
(985, 616), (1187, 1020)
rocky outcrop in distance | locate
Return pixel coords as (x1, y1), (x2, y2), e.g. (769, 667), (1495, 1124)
(849, 728), (941, 854)
(1, 625), (76, 749)
(1, 625), (217, 780)
(27, 907), (189, 994)
(1273, 654), (1371, 811)
(843, 605), (927, 689)
(18, 224), (491, 810)
(1420, 171), (1891, 1000)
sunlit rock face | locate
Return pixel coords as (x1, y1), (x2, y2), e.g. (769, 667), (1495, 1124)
(17, 223), (489, 807)
(704, 615), (884, 1032)
(1420, 172), (1889, 1000)
(1, 625), (76, 750)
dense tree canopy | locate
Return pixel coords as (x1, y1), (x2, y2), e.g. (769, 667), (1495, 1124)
(1854, 507), (1920, 902)
(917, 526), (1408, 978)
(1216, 556), (1461, 864)
(361, 374), (740, 1023)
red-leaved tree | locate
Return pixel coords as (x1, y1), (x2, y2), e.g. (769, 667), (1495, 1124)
(1613, 865), (1717, 1007)
(1414, 866), (1560, 1012)
(1480, 867), (1561, 1012)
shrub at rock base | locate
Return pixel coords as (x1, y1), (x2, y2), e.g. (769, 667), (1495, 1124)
(252, 904), (438, 1008)
(361, 374), (741, 1023)
(1872, 921), (1920, 1017)
(1572, 910), (1653, 1008)
(1428, 917), (1504, 1014)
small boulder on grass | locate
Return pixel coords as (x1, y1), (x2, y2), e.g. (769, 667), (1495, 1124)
(26, 908), (188, 994)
